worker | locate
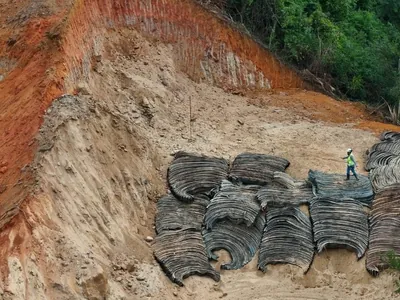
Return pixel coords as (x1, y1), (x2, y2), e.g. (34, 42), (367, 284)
(342, 148), (359, 180)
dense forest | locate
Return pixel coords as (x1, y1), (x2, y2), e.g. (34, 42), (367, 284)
(214, 0), (400, 122)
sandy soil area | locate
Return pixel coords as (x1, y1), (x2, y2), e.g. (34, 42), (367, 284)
(1, 28), (399, 300)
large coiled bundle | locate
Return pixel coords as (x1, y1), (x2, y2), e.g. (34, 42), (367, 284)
(154, 192), (219, 285)
(202, 214), (265, 270)
(366, 185), (400, 275)
(256, 185), (314, 208)
(364, 132), (400, 275)
(370, 140), (400, 155)
(308, 170), (374, 207)
(229, 153), (290, 185)
(272, 171), (310, 189)
(202, 179), (264, 269)
(369, 160), (400, 192)
(310, 197), (369, 259)
(366, 131), (400, 193)
(155, 194), (209, 233)
(216, 179), (262, 194)
(167, 151), (229, 202)
(380, 131), (400, 141)
(365, 150), (397, 171)
(258, 207), (314, 273)
(154, 151), (226, 285)
(204, 180), (260, 229)
(153, 230), (220, 286)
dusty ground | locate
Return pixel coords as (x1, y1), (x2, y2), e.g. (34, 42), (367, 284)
(0, 28), (396, 300)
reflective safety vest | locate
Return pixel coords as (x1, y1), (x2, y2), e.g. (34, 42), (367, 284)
(347, 154), (355, 166)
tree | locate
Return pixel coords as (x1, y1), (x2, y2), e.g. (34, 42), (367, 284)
(222, 0), (400, 108)
(376, 0), (400, 26)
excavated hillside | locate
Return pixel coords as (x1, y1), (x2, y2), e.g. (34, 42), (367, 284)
(1, 1), (400, 299)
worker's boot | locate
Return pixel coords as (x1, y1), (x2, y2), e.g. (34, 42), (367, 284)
(355, 174), (359, 181)
(345, 175), (350, 180)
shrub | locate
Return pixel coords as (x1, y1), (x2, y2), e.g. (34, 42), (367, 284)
(386, 250), (400, 293)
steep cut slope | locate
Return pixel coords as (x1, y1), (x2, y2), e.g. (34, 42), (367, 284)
(0, 0), (400, 299)
(0, 0), (397, 232)
(0, 0), (305, 232)
(0, 27), (398, 299)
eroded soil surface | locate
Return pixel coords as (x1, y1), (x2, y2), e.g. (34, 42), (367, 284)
(0, 28), (397, 299)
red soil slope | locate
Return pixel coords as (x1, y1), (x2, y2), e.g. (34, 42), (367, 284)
(0, 0), (398, 232)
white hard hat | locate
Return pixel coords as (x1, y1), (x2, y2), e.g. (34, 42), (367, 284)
(347, 148), (352, 152)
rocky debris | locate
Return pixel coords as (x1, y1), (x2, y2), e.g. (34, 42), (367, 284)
(108, 255), (145, 291)
(112, 255), (137, 272)
(77, 82), (91, 95)
(127, 262), (136, 273)
(0, 161), (9, 174)
(145, 236), (154, 242)
(81, 265), (109, 300)
(6, 37), (17, 46)
(136, 275), (146, 281)
(35, 95), (89, 153)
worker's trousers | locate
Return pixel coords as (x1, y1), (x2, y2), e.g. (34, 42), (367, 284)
(346, 165), (357, 179)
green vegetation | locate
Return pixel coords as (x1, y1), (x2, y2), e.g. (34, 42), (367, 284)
(222, 0), (400, 121)
(386, 251), (400, 292)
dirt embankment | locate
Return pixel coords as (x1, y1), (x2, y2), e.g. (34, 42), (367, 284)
(0, 0), (305, 233)
(0, 0), (396, 232)
(0, 0), (400, 299)
(0, 28), (398, 299)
